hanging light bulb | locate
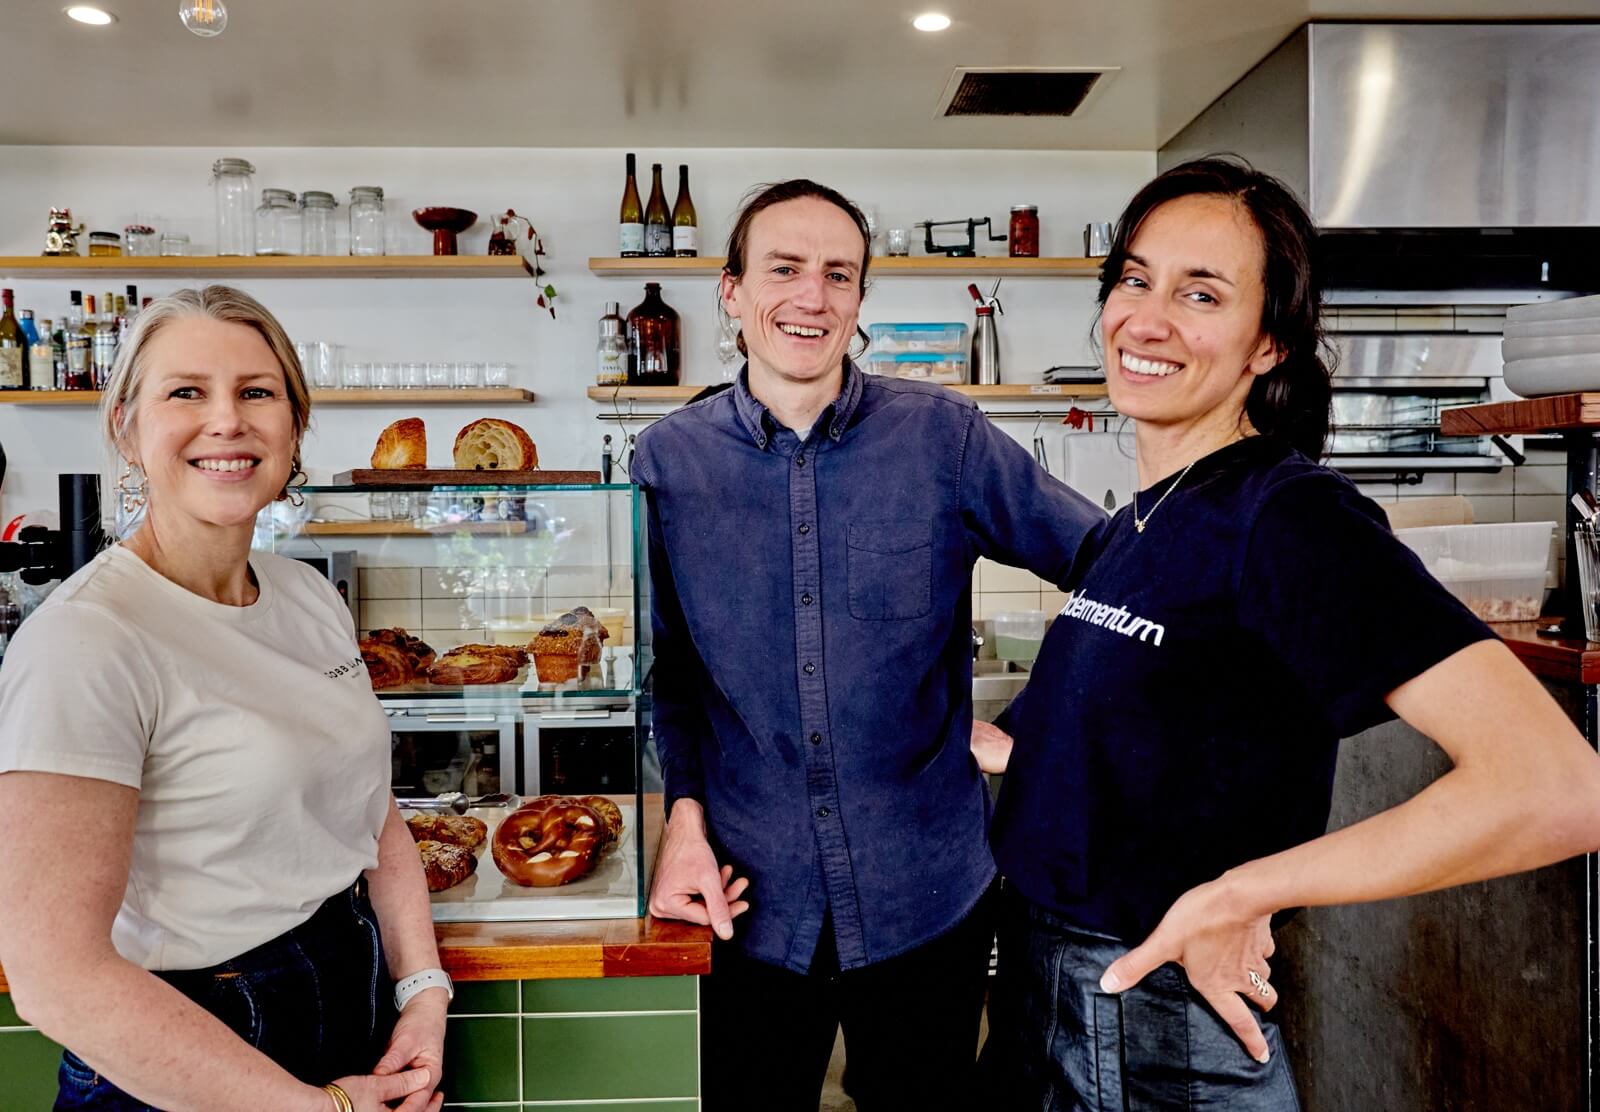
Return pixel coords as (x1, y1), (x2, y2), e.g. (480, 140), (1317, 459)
(179, 0), (227, 37)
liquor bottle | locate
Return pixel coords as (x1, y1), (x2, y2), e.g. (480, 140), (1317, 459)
(618, 153), (644, 258)
(64, 294), (92, 392)
(50, 316), (67, 390)
(82, 294), (98, 341)
(644, 163), (672, 257)
(626, 282), (681, 386)
(0, 290), (26, 389)
(596, 301), (628, 386)
(115, 295), (129, 336)
(124, 285), (140, 328)
(93, 292), (118, 388)
(29, 319), (54, 391)
(672, 164), (698, 258)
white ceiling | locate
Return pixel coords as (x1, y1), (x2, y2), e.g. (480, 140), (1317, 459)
(5, 0), (1600, 150)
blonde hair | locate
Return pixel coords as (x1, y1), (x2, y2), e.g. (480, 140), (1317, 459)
(100, 286), (312, 500)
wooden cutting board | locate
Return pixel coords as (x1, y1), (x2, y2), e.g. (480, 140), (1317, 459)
(333, 469), (604, 486)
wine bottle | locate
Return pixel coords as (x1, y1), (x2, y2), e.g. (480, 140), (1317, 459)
(29, 318), (54, 391)
(672, 164), (698, 258)
(0, 291), (25, 389)
(619, 153), (644, 258)
(644, 163), (672, 257)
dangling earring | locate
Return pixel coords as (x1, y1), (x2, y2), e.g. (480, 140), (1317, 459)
(114, 462), (148, 514)
(279, 448), (307, 507)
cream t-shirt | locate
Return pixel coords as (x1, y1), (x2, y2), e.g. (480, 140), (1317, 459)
(0, 545), (391, 970)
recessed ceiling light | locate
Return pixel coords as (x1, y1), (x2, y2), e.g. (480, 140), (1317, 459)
(65, 5), (116, 24)
(913, 12), (952, 32)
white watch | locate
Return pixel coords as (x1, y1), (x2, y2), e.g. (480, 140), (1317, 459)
(394, 968), (454, 1012)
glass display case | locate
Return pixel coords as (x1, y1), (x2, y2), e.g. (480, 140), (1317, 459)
(258, 481), (656, 922)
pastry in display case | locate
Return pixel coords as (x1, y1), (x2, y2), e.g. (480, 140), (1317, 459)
(260, 478), (656, 922)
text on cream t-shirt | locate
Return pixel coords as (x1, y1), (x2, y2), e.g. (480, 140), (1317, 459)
(0, 545), (391, 970)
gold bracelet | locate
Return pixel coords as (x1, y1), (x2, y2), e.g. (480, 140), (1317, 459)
(322, 1082), (354, 1112)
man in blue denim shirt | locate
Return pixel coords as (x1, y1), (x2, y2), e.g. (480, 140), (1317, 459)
(631, 180), (1104, 1111)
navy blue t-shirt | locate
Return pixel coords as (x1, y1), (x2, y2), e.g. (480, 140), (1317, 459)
(989, 435), (1497, 941)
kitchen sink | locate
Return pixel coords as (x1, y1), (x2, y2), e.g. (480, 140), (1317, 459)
(973, 659), (1030, 721)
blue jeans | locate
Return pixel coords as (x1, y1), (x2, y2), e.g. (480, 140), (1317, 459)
(979, 888), (1302, 1111)
(55, 879), (398, 1111)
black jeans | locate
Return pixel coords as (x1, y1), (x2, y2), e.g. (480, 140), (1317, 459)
(55, 879), (398, 1111)
(979, 887), (1302, 1111)
(700, 882), (998, 1112)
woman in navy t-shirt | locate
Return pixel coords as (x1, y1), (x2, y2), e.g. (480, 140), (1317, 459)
(978, 158), (1600, 1108)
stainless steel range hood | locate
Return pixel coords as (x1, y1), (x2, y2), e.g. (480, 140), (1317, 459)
(1160, 23), (1600, 292)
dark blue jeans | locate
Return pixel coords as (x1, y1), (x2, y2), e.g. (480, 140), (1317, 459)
(55, 879), (398, 1111)
(979, 888), (1302, 1111)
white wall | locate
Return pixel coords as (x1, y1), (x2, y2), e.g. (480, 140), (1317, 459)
(0, 145), (1155, 520)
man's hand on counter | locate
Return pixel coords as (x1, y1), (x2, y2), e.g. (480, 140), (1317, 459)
(971, 720), (1014, 775)
(648, 798), (750, 941)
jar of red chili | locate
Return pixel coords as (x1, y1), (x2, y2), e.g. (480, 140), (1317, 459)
(1008, 205), (1039, 258)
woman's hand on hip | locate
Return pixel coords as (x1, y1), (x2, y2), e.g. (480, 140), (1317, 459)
(970, 720), (1013, 775)
(1097, 874), (1278, 1064)
(371, 988), (448, 1108)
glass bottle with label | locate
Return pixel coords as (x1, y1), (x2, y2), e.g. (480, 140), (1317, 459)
(596, 301), (628, 386)
(618, 153), (644, 258)
(626, 283), (681, 385)
(30, 319), (54, 391)
(672, 164), (698, 257)
(644, 163), (672, 257)
(0, 290), (26, 390)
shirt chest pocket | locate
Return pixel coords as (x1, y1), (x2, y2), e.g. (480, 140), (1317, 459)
(847, 520), (933, 621)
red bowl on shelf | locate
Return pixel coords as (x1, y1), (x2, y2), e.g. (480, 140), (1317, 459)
(413, 207), (477, 256)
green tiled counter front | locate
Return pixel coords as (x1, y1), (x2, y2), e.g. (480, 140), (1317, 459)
(0, 976), (700, 1110)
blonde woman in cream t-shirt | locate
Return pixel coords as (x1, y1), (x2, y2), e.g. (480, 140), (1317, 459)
(0, 287), (446, 1112)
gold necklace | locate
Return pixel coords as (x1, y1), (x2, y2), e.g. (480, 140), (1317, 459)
(1132, 458), (1198, 534)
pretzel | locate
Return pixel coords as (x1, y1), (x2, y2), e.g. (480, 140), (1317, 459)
(491, 798), (605, 886)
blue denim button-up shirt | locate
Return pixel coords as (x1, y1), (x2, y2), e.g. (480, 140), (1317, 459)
(632, 364), (1104, 972)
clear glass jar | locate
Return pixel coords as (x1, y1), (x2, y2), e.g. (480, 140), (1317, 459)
(160, 232), (189, 257)
(123, 224), (159, 256)
(299, 191), (337, 255)
(211, 157), (256, 257)
(254, 188), (300, 256)
(349, 186), (385, 256)
(87, 231), (122, 257)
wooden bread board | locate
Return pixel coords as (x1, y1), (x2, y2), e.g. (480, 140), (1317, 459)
(333, 469), (603, 486)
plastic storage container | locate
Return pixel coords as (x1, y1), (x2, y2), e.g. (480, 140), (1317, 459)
(1395, 520), (1556, 621)
(865, 352), (968, 384)
(993, 610), (1047, 663)
(868, 321), (968, 355)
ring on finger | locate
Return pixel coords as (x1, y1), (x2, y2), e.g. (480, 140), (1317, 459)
(1247, 969), (1273, 998)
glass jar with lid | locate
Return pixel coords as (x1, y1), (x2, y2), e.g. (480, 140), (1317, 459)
(299, 191), (337, 255)
(255, 189), (301, 256)
(87, 231), (123, 257)
(348, 186), (385, 256)
(211, 157), (256, 257)
(1008, 204), (1039, 258)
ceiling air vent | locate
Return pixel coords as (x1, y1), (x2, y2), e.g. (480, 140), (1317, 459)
(937, 67), (1116, 118)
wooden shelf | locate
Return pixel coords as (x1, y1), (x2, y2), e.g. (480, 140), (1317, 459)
(588, 255), (1105, 277)
(0, 255), (535, 280)
(1441, 394), (1600, 437)
(586, 383), (1108, 404)
(0, 387), (535, 406)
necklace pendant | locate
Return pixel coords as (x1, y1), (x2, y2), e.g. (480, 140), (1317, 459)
(1135, 518), (1146, 533)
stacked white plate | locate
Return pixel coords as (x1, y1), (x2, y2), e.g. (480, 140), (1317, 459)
(1502, 294), (1600, 397)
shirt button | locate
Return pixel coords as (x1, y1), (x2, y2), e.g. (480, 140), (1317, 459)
(810, 732), (822, 745)
(803, 662), (816, 675)
(817, 807), (830, 818)
(801, 593), (813, 606)
(795, 454), (806, 468)
(798, 523), (811, 535)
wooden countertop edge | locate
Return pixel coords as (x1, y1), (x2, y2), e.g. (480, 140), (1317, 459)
(1495, 620), (1600, 686)
(0, 917), (711, 994)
